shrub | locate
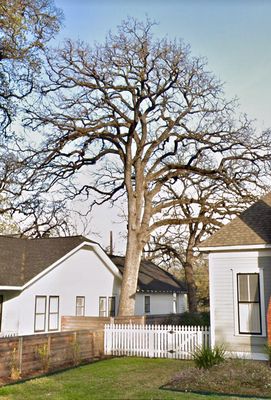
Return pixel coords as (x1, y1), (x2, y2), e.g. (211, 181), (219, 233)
(159, 312), (210, 327)
(192, 345), (225, 369)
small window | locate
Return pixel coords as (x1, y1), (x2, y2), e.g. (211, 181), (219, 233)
(144, 296), (150, 314)
(76, 296), (85, 316)
(108, 297), (116, 317)
(34, 296), (47, 332)
(99, 297), (107, 317)
(48, 296), (59, 331)
(237, 273), (261, 335)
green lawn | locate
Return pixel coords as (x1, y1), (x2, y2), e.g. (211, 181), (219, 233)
(0, 357), (261, 400)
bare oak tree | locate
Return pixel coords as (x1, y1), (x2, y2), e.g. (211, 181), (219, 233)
(24, 18), (271, 315)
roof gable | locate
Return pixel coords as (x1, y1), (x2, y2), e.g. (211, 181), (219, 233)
(0, 236), (95, 287)
(199, 193), (271, 248)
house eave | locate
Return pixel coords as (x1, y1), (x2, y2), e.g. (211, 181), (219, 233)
(196, 243), (271, 252)
(136, 289), (186, 294)
(0, 286), (22, 291)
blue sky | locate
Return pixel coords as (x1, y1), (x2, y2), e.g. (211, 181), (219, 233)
(52, 0), (271, 251)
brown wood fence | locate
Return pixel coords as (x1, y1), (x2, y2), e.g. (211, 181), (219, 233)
(61, 315), (145, 331)
(0, 329), (104, 383)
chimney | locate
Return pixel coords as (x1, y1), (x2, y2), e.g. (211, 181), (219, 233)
(110, 231), (113, 255)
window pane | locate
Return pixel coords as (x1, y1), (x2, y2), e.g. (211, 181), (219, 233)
(36, 297), (46, 313)
(49, 297), (59, 313)
(99, 297), (107, 317)
(108, 297), (115, 317)
(76, 296), (85, 316)
(248, 275), (259, 302)
(49, 314), (58, 331)
(238, 275), (249, 301)
(77, 297), (84, 307)
(239, 303), (261, 334)
(145, 296), (150, 313)
(35, 314), (45, 332)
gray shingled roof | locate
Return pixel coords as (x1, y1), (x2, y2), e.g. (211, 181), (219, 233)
(109, 255), (187, 293)
(0, 236), (92, 286)
(199, 193), (271, 248)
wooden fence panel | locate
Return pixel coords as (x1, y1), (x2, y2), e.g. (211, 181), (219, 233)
(0, 329), (104, 383)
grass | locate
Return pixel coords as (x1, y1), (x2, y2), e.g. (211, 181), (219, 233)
(0, 357), (244, 400)
(0, 357), (266, 400)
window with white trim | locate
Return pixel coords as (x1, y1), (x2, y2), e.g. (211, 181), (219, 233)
(48, 296), (59, 331)
(108, 297), (116, 317)
(144, 295), (150, 314)
(99, 297), (107, 317)
(237, 273), (261, 335)
(76, 296), (85, 316)
(34, 296), (47, 332)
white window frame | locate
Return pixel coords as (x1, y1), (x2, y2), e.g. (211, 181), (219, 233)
(233, 267), (266, 337)
(48, 296), (59, 331)
(99, 296), (107, 317)
(34, 296), (47, 333)
(76, 296), (85, 316)
(144, 295), (150, 314)
(108, 296), (116, 317)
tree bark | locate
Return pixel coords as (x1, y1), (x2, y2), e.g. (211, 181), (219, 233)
(183, 248), (198, 313)
(118, 230), (143, 315)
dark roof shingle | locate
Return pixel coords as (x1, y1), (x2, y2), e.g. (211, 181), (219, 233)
(199, 193), (271, 248)
(109, 255), (187, 293)
(0, 236), (91, 286)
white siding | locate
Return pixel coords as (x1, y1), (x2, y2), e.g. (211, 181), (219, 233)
(1, 246), (122, 336)
(134, 293), (187, 315)
(209, 250), (271, 358)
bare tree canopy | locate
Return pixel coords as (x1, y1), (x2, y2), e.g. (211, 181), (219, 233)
(0, 0), (62, 130)
(24, 18), (271, 315)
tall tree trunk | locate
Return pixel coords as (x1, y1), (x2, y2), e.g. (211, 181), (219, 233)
(118, 231), (143, 316)
(184, 248), (198, 313)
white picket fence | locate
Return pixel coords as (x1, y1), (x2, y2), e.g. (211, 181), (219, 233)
(104, 324), (210, 359)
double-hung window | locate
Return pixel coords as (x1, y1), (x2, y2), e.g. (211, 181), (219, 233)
(34, 296), (47, 332)
(99, 297), (107, 317)
(108, 297), (116, 317)
(144, 295), (150, 314)
(237, 273), (261, 335)
(48, 296), (59, 331)
(76, 296), (85, 316)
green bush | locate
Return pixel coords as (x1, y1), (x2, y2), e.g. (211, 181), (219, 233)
(160, 312), (210, 327)
(192, 345), (225, 369)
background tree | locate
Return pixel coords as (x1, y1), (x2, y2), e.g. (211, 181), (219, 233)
(144, 179), (261, 311)
(0, 0), (62, 130)
(24, 18), (271, 315)
(0, 0), (65, 235)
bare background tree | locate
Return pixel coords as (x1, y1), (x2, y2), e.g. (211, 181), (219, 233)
(0, 0), (69, 235)
(23, 18), (271, 315)
(0, 0), (62, 130)
(144, 179), (262, 311)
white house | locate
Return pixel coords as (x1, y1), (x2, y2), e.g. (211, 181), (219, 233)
(198, 193), (271, 360)
(0, 236), (187, 336)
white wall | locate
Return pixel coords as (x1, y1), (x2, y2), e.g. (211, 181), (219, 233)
(134, 293), (187, 315)
(1, 246), (122, 336)
(209, 250), (271, 359)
